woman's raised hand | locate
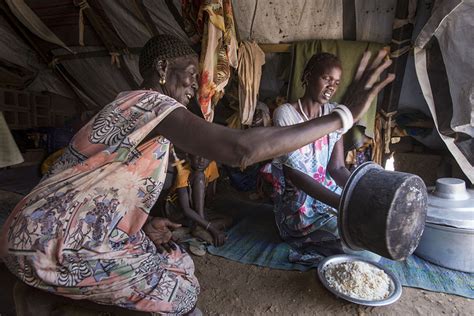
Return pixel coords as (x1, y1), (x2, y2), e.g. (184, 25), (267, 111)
(343, 49), (395, 122)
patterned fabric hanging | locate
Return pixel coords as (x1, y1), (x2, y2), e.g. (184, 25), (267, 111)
(197, 0), (238, 122)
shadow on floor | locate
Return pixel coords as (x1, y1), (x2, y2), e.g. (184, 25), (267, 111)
(0, 165), (42, 195)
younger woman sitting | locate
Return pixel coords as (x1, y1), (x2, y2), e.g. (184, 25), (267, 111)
(271, 53), (353, 263)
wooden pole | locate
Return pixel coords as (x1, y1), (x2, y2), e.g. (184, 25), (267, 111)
(377, 0), (417, 161)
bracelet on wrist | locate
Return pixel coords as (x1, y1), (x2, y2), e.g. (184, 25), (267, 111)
(335, 104), (353, 124)
(331, 108), (349, 134)
(331, 105), (354, 134)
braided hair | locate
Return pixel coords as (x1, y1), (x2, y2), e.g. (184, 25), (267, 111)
(301, 52), (341, 87)
(139, 34), (197, 77)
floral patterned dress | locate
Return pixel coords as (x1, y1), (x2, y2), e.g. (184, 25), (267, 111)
(0, 91), (199, 315)
(270, 102), (343, 262)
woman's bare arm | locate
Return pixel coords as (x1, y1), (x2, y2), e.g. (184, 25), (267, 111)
(327, 137), (350, 187)
(155, 49), (395, 168)
(155, 109), (343, 168)
(283, 166), (340, 209)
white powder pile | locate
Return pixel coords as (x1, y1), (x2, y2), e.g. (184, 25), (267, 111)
(324, 261), (391, 300)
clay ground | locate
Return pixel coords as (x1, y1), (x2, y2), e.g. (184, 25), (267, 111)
(0, 251), (472, 316)
(0, 186), (473, 315)
(193, 254), (473, 315)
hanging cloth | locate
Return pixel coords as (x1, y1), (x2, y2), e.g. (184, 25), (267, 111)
(237, 41), (265, 126)
(0, 112), (23, 168)
(197, 0), (238, 122)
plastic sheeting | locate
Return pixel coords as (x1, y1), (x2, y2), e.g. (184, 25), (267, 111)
(52, 47), (135, 107)
(1, 0), (400, 110)
(0, 0), (189, 109)
(355, 0), (398, 43)
(0, 17), (74, 98)
(63, 0), (187, 107)
(101, 0), (189, 48)
(100, 0), (152, 48)
(397, 0), (445, 150)
(5, 0), (72, 52)
(233, 0), (344, 43)
(232, 0), (397, 44)
(414, 0), (474, 182)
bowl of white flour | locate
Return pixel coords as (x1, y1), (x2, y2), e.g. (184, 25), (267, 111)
(317, 254), (402, 306)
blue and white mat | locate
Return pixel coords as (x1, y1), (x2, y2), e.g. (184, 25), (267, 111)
(208, 205), (474, 299)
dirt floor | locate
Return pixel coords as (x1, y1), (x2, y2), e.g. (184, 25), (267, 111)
(0, 185), (473, 315)
(0, 253), (472, 316)
(193, 254), (473, 315)
(194, 187), (474, 315)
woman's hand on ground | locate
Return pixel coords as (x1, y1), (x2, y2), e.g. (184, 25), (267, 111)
(343, 49), (396, 122)
(209, 227), (226, 247)
(144, 217), (182, 253)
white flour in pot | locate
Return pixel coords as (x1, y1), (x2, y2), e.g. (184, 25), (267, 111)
(324, 261), (391, 300)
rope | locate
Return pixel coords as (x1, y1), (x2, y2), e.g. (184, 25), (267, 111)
(109, 52), (121, 68)
(390, 45), (412, 58)
(48, 57), (59, 68)
(249, 0), (258, 40)
(380, 110), (397, 154)
(373, 114), (383, 164)
(77, 0), (90, 46)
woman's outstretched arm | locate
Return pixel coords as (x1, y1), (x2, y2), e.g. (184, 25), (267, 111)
(156, 109), (343, 168)
(155, 50), (394, 168)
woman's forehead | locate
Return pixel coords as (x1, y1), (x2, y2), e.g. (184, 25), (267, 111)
(172, 55), (198, 68)
(314, 64), (342, 77)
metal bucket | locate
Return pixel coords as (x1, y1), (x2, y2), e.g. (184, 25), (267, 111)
(338, 162), (428, 261)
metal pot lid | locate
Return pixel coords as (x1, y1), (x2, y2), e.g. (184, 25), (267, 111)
(427, 178), (474, 229)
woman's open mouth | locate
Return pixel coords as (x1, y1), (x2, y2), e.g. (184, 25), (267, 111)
(323, 90), (333, 99)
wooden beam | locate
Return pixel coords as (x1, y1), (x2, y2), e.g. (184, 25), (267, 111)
(258, 43), (292, 53)
(52, 48), (141, 62)
(403, 120), (434, 128)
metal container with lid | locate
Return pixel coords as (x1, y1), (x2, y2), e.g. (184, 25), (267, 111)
(338, 162), (427, 261)
(415, 178), (474, 272)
